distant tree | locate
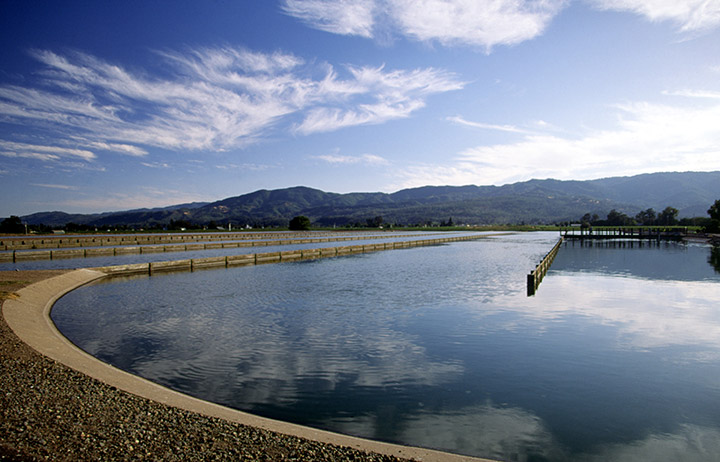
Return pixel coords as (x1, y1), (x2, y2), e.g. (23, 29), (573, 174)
(169, 219), (192, 230)
(0, 216), (25, 234)
(580, 213), (601, 226)
(366, 216), (383, 228)
(605, 209), (634, 226)
(709, 200), (720, 221)
(635, 208), (657, 226)
(289, 215), (311, 230)
(710, 246), (720, 274)
(65, 222), (91, 232)
(707, 199), (720, 233)
(679, 217), (711, 227)
(29, 223), (52, 234)
(657, 207), (679, 226)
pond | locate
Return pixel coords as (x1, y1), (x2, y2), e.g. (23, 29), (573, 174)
(51, 233), (720, 461)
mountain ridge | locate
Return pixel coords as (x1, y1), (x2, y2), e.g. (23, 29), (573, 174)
(15, 171), (720, 228)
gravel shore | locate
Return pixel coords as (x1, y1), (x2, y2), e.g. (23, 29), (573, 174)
(0, 271), (412, 461)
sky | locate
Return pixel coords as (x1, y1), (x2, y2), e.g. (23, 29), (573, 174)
(1, 0), (719, 216)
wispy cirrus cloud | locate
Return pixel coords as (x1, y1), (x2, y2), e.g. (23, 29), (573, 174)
(395, 95), (720, 188)
(214, 162), (271, 171)
(312, 153), (389, 165)
(0, 47), (462, 164)
(283, 0), (567, 51)
(29, 183), (79, 191)
(57, 188), (213, 212)
(663, 89), (720, 99)
(0, 141), (95, 161)
(140, 161), (171, 169)
(284, 0), (720, 50)
(78, 140), (148, 157)
(590, 0), (720, 32)
(295, 65), (464, 134)
(282, 0), (376, 37)
(447, 115), (535, 134)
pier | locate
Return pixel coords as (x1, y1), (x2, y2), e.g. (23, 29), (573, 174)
(562, 227), (688, 241)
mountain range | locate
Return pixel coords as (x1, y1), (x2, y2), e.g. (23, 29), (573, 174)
(18, 171), (720, 228)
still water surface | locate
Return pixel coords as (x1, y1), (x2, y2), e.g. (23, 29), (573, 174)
(52, 233), (720, 461)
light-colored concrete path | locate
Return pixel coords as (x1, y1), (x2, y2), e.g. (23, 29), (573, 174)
(3, 268), (492, 462)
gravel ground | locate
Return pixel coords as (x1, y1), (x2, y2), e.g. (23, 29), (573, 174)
(0, 271), (412, 461)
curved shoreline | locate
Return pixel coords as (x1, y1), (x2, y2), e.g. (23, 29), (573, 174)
(2, 269), (490, 461)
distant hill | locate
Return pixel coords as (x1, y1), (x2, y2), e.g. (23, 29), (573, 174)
(17, 171), (720, 228)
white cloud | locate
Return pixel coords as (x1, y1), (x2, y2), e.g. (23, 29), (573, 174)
(59, 189), (213, 212)
(0, 141), (95, 161)
(283, 0), (568, 50)
(394, 96), (720, 188)
(80, 141), (148, 156)
(140, 162), (171, 169)
(312, 153), (390, 165)
(29, 183), (79, 190)
(387, 0), (566, 50)
(663, 89), (720, 99)
(590, 0), (720, 32)
(294, 65), (464, 134)
(284, 0), (720, 48)
(214, 162), (271, 171)
(0, 47), (462, 160)
(282, 0), (376, 37)
(447, 115), (534, 134)
(0, 151), (60, 162)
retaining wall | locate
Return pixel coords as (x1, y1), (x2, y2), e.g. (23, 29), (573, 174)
(0, 231), (422, 251)
(90, 233), (493, 277)
(1, 233), (442, 262)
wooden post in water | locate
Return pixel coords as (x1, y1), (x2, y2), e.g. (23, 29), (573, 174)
(527, 237), (564, 296)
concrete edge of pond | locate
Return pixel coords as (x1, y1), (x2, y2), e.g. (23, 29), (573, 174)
(3, 268), (492, 462)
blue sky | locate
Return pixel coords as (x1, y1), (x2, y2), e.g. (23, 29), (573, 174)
(1, 0), (719, 216)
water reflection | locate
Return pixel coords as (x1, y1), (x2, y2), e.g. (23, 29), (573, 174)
(552, 240), (720, 281)
(338, 401), (563, 461)
(710, 245), (720, 274)
(52, 233), (720, 461)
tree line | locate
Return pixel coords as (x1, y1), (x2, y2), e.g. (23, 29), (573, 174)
(580, 206), (682, 227)
(579, 201), (720, 232)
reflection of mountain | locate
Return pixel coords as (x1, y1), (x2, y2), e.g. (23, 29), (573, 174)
(551, 241), (720, 282)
